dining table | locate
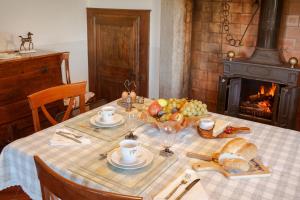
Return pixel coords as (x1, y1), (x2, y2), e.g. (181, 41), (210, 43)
(1, 99), (300, 200)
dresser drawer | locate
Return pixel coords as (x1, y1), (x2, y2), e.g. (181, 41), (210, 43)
(0, 65), (62, 105)
(0, 99), (31, 124)
(0, 55), (61, 78)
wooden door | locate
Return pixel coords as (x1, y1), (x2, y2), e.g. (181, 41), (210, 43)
(87, 8), (150, 102)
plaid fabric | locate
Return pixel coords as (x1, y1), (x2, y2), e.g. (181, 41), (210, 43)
(1, 101), (300, 200)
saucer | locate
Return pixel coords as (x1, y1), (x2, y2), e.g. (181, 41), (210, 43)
(111, 149), (145, 167)
(90, 115), (125, 128)
(96, 114), (123, 125)
(107, 147), (154, 170)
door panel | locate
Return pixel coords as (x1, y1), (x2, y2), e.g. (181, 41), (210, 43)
(87, 9), (150, 102)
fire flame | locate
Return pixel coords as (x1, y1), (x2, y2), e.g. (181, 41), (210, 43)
(268, 83), (276, 97)
(256, 84), (277, 113)
(258, 83), (276, 97)
(260, 86), (265, 95)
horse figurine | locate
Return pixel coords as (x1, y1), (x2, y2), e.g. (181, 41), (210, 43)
(19, 32), (34, 51)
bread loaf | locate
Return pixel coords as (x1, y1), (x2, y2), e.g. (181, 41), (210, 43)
(220, 138), (248, 154)
(236, 143), (257, 161)
(216, 138), (258, 172)
(222, 158), (250, 172)
(219, 137), (257, 161)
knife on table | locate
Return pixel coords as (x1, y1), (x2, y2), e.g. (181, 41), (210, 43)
(56, 132), (82, 143)
(175, 178), (200, 200)
(186, 152), (222, 163)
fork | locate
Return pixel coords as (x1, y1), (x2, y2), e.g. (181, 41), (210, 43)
(164, 173), (191, 199)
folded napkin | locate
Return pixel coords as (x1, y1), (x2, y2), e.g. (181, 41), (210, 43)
(154, 169), (208, 200)
(49, 128), (91, 146)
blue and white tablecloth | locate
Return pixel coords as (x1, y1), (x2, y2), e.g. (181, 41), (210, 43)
(1, 101), (300, 200)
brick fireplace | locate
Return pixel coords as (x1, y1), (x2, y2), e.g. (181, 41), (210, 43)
(189, 0), (300, 130)
(216, 0), (300, 129)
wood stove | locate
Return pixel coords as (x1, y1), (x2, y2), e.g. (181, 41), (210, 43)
(217, 0), (300, 129)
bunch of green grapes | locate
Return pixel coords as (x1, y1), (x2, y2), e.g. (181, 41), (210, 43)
(181, 100), (208, 117)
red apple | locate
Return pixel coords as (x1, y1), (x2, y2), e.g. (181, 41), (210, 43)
(148, 101), (162, 116)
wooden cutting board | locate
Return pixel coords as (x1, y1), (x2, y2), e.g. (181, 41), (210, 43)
(192, 159), (271, 179)
(197, 126), (251, 139)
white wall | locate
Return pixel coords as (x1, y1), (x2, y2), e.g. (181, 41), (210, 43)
(0, 0), (160, 98)
(0, 0), (88, 84)
(87, 0), (161, 98)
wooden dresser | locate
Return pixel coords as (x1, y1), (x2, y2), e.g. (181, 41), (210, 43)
(0, 51), (64, 151)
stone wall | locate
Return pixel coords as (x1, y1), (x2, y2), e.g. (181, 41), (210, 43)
(190, 0), (300, 129)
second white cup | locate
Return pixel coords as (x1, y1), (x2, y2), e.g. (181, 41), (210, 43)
(119, 140), (139, 164)
(98, 106), (116, 122)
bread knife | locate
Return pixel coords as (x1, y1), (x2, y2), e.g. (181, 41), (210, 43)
(186, 152), (219, 162)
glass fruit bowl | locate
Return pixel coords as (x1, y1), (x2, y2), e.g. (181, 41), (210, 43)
(157, 121), (178, 157)
(139, 110), (202, 132)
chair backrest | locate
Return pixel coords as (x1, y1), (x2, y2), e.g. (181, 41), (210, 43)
(33, 156), (142, 200)
(60, 52), (71, 84)
(27, 82), (86, 132)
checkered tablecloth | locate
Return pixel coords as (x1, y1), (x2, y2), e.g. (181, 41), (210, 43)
(1, 101), (300, 200)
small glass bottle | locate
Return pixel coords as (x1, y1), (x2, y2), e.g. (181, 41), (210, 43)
(125, 96), (132, 112)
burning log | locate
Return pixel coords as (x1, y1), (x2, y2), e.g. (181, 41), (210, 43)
(249, 94), (273, 102)
(239, 84), (277, 119)
(249, 94), (262, 102)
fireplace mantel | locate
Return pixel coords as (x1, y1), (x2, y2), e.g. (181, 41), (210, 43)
(223, 60), (300, 87)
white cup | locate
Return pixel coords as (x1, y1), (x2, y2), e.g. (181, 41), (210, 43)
(119, 140), (139, 164)
(98, 106), (116, 122)
(199, 118), (215, 130)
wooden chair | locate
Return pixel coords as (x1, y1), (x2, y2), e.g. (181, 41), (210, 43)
(27, 82), (86, 132)
(60, 52), (71, 84)
(34, 156), (142, 200)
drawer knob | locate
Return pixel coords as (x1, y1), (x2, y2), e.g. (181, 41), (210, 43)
(40, 66), (48, 73)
